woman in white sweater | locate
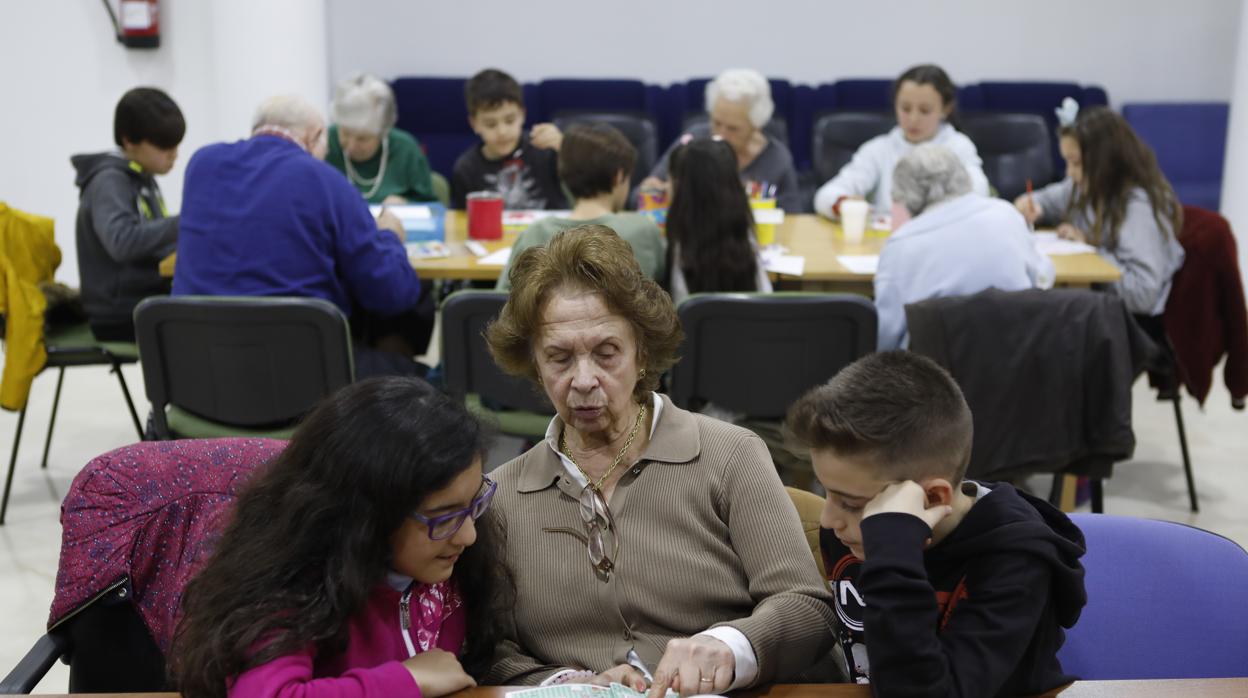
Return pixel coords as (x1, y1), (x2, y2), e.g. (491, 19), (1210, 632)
(814, 64), (989, 218)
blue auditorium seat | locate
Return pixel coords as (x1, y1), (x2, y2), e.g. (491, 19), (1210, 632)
(1123, 103), (1229, 210)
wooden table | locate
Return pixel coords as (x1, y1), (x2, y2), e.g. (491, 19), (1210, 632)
(418, 212), (1121, 290)
(46, 679), (1248, 698)
(159, 212), (1121, 291)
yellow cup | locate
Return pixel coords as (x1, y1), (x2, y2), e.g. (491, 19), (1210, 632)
(749, 198), (777, 247)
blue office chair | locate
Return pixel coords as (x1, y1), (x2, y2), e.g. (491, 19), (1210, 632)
(810, 112), (896, 184)
(1058, 514), (1248, 679)
(977, 81), (1109, 181)
(960, 113), (1054, 200)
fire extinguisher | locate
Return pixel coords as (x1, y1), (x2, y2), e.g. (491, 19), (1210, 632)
(101, 0), (161, 49)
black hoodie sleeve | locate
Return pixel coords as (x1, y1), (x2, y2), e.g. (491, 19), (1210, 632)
(858, 512), (1055, 698)
(86, 169), (179, 263)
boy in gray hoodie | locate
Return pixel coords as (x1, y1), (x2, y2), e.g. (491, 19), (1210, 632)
(72, 87), (184, 341)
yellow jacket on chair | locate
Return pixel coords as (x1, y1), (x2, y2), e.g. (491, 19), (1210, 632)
(0, 202), (60, 411)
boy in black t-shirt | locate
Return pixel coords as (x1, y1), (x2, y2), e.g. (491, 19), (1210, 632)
(450, 69), (567, 210)
(786, 351), (1087, 697)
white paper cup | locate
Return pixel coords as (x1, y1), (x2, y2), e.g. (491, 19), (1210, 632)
(841, 199), (870, 245)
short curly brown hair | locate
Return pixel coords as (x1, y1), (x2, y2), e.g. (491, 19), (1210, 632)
(486, 224), (682, 401)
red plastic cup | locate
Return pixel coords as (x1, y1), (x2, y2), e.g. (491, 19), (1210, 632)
(466, 191), (504, 240)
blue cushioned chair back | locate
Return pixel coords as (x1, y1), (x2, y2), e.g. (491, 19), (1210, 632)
(441, 291), (554, 414)
(811, 111), (896, 183)
(537, 79), (652, 121)
(960, 113), (1054, 200)
(1123, 103), (1229, 211)
(671, 293), (877, 419)
(391, 77), (476, 179)
(978, 81), (1098, 179)
(828, 79), (893, 110)
(1058, 514), (1248, 679)
(552, 112), (659, 189)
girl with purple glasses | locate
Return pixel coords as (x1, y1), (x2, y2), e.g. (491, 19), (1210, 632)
(171, 377), (510, 698)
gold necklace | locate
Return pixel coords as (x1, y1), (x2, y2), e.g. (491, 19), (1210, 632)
(560, 402), (647, 492)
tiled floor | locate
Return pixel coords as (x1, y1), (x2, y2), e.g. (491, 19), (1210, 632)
(0, 356), (1244, 692)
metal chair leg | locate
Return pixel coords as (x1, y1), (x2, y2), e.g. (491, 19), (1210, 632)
(1172, 393), (1198, 513)
(112, 362), (143, 439)
(1048, 473), (1064, 509)
(40, 368), (66, 469)
(3, 407), (29, 525)
(1090, 478), (1104, 514)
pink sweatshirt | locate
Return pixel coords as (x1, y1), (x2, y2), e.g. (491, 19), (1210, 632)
(229, 584), (467, 698)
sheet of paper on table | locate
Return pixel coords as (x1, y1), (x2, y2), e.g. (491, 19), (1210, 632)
(836, 255), (879, 274)
(1032, 231), (1098, 256)
(503, 210), (572, 229)
(477, 247), (512, 266)
(753, 208), (786, 225)
(371, 204), (433, 220)
(505, 683), (680, 698)
(369, 204), (445, 242)
(763, 254), (806, 276)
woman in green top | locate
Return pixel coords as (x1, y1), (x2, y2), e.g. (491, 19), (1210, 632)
(326, 73), (436, 204)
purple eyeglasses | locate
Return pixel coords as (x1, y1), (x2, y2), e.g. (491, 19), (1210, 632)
(410, 477), (496, 540)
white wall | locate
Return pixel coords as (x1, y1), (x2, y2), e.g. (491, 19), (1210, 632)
(0, 0), (329, 288)
(326, 0), (1240, 105)
(1221, 4), (1248, 279)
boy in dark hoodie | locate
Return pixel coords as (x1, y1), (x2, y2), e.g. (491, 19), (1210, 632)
(72, 87), (184, 341)
(786, 351), (1086, 697)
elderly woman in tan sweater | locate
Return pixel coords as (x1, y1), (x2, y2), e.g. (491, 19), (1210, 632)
(483, 225), (836, 694)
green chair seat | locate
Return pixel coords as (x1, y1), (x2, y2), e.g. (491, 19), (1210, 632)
(133, 296), (354, 441)
(44, 323), (140, 361)
(166, 405), (297, 440)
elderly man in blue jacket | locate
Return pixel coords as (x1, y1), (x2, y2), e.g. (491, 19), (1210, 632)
(174, 95), (430, 377)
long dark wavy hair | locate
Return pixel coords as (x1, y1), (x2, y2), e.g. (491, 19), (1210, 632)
(170, 377), (510, 698)
(666, 137), (760, 295)
(1060, 106), (1182, 249)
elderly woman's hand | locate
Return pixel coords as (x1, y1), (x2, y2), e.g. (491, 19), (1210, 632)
(589, 664), (648, 692)
(647, 636), (733, 698)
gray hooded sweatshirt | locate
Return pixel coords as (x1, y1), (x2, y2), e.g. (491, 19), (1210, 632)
(71, 151), (179, 328)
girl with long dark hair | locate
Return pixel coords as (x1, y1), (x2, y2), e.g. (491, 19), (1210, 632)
(1017, 105), (1184, 316)
(665, 137), (772, 304)
(170, 377), (508, 698)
